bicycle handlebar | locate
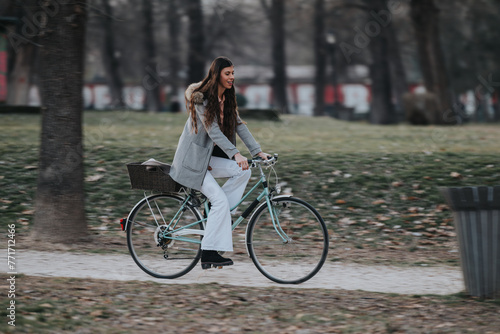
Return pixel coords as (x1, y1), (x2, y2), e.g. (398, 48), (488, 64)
(248, 153), (278, 167)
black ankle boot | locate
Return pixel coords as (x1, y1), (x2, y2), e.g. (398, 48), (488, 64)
(201, 250), (233, 269)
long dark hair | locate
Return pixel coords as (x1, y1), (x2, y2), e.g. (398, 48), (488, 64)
(189, 56), (240, 138)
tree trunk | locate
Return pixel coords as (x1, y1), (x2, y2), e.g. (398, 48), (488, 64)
(186, 0), (205, 84)
(33, 1), (88, 244)
(369, 33), (394, 124)
(142, 0), (162, 112)
(270, 0), (288, 113)
(495, 97), (500, 122)
(101, 0), (125, 108)
(167, 0), (181, 108)
(410, 0), (453, 124)
(386, 20), (408, 119)
(313, 0), (326, 117)
(368, 0), (395, 124)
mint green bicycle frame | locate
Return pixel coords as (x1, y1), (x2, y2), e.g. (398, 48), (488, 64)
(154, 164), (289, 246)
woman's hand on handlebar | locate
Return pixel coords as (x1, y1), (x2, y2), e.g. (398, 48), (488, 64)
(234, 152), (249, 170)
(257, 152), (269, 160)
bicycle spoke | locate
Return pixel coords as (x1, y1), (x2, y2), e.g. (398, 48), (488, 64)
(127, 194), (203, 279)
(247, 197), (328, 284)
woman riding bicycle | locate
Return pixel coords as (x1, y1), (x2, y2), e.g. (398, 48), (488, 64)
(169, 56), (268, 269)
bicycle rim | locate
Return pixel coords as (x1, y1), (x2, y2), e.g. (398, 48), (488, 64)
(247, 197), (328, 284)
(127, 193), (203, 279)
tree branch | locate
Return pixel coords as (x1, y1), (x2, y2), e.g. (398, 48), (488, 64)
(330, 1), (370, 14)
(259, 0), (271, 20)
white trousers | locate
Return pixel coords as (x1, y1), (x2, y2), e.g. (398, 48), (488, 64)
(199, 156), (251, 252)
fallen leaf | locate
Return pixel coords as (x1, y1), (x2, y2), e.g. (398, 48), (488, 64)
(372, 199), (386, 205)
(336, 199), (346, 204)
(40, 303), (54, 308)
(90, 310), (103, 317)
(435, 322), (456, 328)
(435, 204), (449, 212)
(450, 172), (462, 179)
(338, 217), (356, 225)
(419, 240), (437, 245)
(85, 174), (104, 182)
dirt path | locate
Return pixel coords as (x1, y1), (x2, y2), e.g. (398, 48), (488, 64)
(3, 251), (464, 295)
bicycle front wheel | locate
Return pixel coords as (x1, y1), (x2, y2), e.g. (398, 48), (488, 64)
(127, 193), (203, 279)
(247, 196), (329, 284)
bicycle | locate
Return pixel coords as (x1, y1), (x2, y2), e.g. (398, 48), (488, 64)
(122, 154), (329, 284)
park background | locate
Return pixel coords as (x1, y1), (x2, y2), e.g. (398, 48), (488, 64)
(1, 0), (500, 333)
(1, 0), (499, 122)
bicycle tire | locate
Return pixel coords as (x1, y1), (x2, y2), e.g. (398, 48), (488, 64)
(246, 196), (329, 284)
(126, 193), (203, 279)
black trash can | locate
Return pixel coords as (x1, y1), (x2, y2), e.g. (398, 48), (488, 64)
(441, 186), (500, 298)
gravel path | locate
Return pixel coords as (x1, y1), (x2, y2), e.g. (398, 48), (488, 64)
(2, 251), (464, 295)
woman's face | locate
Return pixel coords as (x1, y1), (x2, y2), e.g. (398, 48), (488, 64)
(218, 66), (234, 90)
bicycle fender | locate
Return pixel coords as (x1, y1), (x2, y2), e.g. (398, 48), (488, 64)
(124, 198), (148, 231)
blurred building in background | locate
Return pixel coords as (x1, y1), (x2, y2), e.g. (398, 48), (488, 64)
(23, 63), (481, 119)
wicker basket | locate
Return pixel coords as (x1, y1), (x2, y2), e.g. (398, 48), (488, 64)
(126, 162), (182, 193)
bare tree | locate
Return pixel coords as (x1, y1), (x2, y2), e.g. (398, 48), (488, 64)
(331, 1), (396, 123)
(261, 0), (288, 113)
(270, 0), (288, 113)
(33, 1), (89, 243)
(366, 0), (395, 124)
(385, 13), (409, 117)
(186, 0), (205, 84)
(142, 0), (162, 112)
(166, 0), (181, 105)
(313, 0), (326, 116)
(101, 0), (124, 108)
(410, 0), (453, 124)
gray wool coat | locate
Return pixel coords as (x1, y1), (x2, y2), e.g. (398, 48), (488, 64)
(169, 84), (261, 191)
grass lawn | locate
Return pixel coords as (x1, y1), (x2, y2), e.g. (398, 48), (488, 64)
(1, 111), (499, 265)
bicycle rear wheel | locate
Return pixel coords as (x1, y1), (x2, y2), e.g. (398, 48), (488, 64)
(247, 196), (329, 284)
(127, 193), (203, 279)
